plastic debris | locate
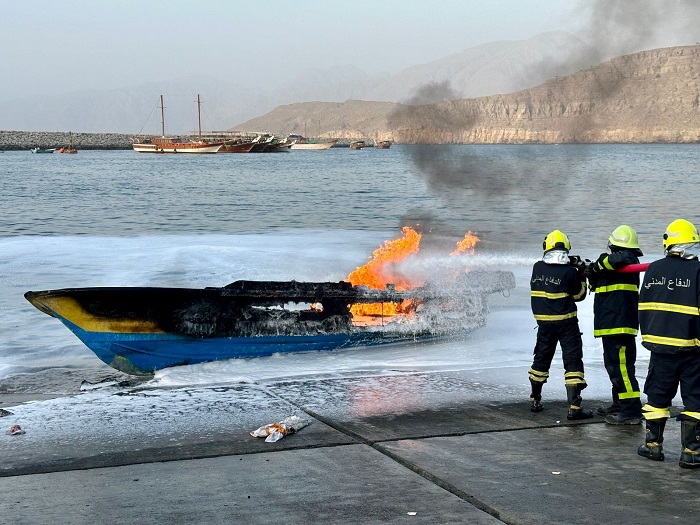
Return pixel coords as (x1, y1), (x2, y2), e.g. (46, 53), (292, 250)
(250, 415), (309, 443)
(8, 424), (25, 435)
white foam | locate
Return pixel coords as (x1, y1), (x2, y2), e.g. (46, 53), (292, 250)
(0, 232), (646, 400)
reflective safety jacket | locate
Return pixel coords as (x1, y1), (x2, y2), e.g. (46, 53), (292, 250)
(590, 250), (640, 337)
(531, 259), (587, 324)
(639, 255), (700, 354)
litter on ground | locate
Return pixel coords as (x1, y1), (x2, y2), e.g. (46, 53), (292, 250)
(250, 415), (309, 443)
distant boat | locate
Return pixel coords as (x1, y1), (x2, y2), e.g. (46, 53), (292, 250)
(195, 131), (258, 153)
(266, 136), (294, 152)
(30, 147), (55, 154)
(349, 140), (366, 150)
(249, 134), (276, 152)
(288, 135), (337, 150)
(133, 137), (223, 154)
(132, 95), (223, 154)
(59, 131), (77, 154)
(374, 140), (392, 149)
(218, 141), (257, 153)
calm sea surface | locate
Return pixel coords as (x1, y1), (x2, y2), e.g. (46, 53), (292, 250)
(2, 145), (699, 251)
(1, 144), (699, 384)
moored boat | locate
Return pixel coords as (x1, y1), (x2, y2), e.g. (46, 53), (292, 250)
(374, 140), (392, 149)
(25, 272), (514, 376)
(349, 140), (366, 149)
(132, 137), (223, 154)
(266, 136), (294, 152)
(132, 95), (223, 154)
(59, 131), (78, 154)
(218, 140), (257, 153)
(30, 147), (56, 154)
(250, 134), (275, 152)
(288, 135), (338, 150)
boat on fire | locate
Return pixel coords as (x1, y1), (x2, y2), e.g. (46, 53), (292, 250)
(25, 272), (514, 376)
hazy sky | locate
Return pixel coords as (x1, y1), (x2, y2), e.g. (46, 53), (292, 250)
(1, 1), (697, 102)
(1, 0), (577, 101)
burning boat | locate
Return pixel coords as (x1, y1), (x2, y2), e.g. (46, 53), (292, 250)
(24, 228), (515, 376)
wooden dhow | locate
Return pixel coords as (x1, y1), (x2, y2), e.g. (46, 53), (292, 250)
(132, 95), (223, 154)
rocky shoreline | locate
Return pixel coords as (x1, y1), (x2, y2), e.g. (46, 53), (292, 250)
(0, 131), (154, 150)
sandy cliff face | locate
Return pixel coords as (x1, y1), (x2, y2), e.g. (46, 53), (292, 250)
(240, 46), (700, 144)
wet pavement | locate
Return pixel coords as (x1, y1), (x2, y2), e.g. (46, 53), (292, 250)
(0, 365), (695, 525)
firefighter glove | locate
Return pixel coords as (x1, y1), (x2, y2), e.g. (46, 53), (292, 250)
(595, 253), (609, 271)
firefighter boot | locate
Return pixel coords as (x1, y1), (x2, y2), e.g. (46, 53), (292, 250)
(597, 390), (620, 416)
(637, 419), (666, 461)
(529, 380), (544, 412)
(566, 384), (593, 420)
(679, 420), (700, 469)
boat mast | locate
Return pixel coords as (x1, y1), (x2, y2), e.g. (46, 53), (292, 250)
(160, 95), (165, 137)
(197, 94), (202, 140)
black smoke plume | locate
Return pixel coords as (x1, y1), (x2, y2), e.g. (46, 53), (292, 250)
(388, 1), (700, 251)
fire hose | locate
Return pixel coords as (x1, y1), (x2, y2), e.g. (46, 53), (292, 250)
(569, 256), (650, 274)
(615, 262), (650, 273)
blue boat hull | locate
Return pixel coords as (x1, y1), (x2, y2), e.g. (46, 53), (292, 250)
(56, 314), (432, 375)
(25, 274), (515, 375)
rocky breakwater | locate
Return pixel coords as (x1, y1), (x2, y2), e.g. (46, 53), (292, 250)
(0, 131), (154, 150)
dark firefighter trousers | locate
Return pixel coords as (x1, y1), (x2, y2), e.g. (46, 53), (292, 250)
(644, 351), (700, 420)
(530, 320), (585, 385)
(602, 335), (642, 417)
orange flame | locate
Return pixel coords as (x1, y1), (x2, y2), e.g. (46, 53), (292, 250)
(347, 227), (481, 321)
(347, 226), (422, 290)
(450, 231), (480, 255)
(347, 226), (422, 318)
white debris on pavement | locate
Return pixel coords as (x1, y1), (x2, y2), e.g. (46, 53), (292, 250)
(251, 415), (310, 442)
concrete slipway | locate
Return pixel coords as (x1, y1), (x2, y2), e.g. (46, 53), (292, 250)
(0, 362), (696, 525)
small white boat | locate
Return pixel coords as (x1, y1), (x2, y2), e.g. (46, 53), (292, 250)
(288, 135), (337, 150)
(30, 147), (56, 154)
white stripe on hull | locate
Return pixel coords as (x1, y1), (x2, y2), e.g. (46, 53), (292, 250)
(290, 142), (335, 150)
(132, 143), (222, 154)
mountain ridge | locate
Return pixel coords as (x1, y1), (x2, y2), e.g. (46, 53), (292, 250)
(0, 32), (595, 134)
(236, 45), (700, 144)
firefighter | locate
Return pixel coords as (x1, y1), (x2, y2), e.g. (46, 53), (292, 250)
(529, 230), (592, 420)
(638, 219), (700, 469)
(585, 225), (643, 425)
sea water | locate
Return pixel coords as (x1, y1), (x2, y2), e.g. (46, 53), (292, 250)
(1, 145), (699, 392)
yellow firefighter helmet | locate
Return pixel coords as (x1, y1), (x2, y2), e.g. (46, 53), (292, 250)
(543, 230), (571, 252)
(608, 225), (643, 255)
(663, 219), (699, 250)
